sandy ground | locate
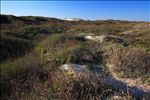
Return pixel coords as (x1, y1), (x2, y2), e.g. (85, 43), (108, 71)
(60, 63), (150, 99)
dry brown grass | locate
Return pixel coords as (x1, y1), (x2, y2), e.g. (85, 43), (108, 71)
(1, 63), (135, 100)
(107, 47), (150, 80)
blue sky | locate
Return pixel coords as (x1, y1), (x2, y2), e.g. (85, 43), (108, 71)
(1, 1), (150, 21)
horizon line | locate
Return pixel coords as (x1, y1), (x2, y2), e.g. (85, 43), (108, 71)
(1, 13), (149, 22)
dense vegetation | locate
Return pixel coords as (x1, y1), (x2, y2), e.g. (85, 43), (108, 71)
(0, 14), (150, 99)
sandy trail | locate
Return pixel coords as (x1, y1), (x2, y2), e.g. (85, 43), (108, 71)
(106, 64), (150, 99)
(60, 63), (150, 99)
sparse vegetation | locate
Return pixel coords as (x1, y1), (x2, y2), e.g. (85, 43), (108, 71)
(1, 14), (150, 99)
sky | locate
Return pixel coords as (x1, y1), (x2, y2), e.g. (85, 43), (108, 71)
(1, 1), (150, 21)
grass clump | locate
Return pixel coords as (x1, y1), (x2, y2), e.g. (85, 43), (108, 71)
(36, 34), (103, 69)
(106, 47), (150, 83)
(0, 33), (33, 62)
(35, 34), (83, 67)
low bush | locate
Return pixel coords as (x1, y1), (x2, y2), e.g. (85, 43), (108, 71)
(48, 70), (117, 100)
(4, 69), (133, 100)
(107, 47), (150, 79)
